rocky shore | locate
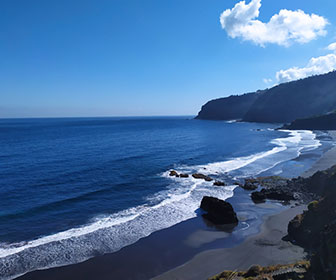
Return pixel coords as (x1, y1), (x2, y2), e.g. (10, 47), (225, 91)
(14, 132), (336, 280)
(205, 165), (336, 279)
(159, 137), (336, 280)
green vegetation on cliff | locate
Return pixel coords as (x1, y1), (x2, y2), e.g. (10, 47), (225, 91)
(195, 91), (263, 121)
(197, 71), (336, 124)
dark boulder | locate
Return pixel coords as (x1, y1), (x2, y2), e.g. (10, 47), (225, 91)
(192, 173), (213, 181)
(242, 180), (258, 191)
(213, 181), (225, 186)
(200, 196), (238, 225)
(169, 170), (179, 177)
(251, 191), (266, 202)
(287, 214), (304, 243)
(264, 188), (294, 201)
(179, 173), (189, 178)
(252, 188), (294, 203)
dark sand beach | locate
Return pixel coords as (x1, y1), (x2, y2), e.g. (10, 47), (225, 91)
(14, 131), (336, 280)
(302, 131), (336, 177)
(15, 187), (288, 280)
(153, 205), (306, 280)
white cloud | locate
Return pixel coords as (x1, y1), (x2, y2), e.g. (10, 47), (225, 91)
(275, 53), (336, 83)
(220, 0), (328, 47)
(326, 42), (336, 51)
(263, 78), (272, 84)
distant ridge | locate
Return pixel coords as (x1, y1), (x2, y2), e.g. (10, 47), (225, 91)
(195, 91), (264, 121)
(282, 112), (336, 130)
(196, 71), (336, 124)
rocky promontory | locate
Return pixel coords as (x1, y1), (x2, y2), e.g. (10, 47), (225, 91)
(282, 111), (336, 130)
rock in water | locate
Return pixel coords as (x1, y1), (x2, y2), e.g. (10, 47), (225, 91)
(179, 173), (189, 178)
(200, 196), (238, 225)
(192, 173), (213, 181)
(241, 178), (258, 190)
(213, 181), (225, 186)
(169, 170), (179, 177)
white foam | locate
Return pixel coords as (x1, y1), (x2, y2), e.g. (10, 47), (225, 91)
(0, 176), (235, 280)
(175, 130), (321, 178)
(0, 129), (321, 280)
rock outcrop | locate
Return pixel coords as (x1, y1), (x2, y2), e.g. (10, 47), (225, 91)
(192, 173), (213, 182)
(251, 188), (295, 203)
(213, 181), (225, 186)
(286, 165), (336, 278)
(282, 111), (336, 130)
(200, 196), (238, 225)
(241, 178), (258, 191)
(169, 170), (179, 177)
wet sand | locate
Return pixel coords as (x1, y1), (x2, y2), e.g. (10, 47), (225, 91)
(14, 130), (336, 280)
(302, 131), (336, 177)
(153, 205), (306, 280)
(15, 188), (286, 280)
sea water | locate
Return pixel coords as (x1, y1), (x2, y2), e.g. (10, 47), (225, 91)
(0, 117), (331, 279)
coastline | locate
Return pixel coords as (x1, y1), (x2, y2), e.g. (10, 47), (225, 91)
(14, 187), (286, 280)
(11, 130), (336, 280)
(152, 130), (336, 280)
(153, 205), (306, 280)
(301, 131), (336, 178)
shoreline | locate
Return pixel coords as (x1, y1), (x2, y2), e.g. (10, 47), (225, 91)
(153, 205), (307, 280)
(153, 130), (336, 280)
(301, 131), (336, 178)
(12, 130), (336, 280)
(14, 187), (286, 280)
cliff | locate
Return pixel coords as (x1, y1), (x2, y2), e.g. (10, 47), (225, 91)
(287, 165), (336, 279)
(196, 71), (336, 124)
(282, 112), (336, 130)
(195, 92), (263, 121)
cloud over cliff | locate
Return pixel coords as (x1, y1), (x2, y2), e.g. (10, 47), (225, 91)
(275, 53), (336, 83)
(220, 0), (328, 47)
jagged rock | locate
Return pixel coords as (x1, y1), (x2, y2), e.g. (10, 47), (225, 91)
(179, 173), (189, 178)
(169, 170), (179, 177)
(264, 188), (294, 201)
(241, 179), (258, 191)
(251, 191), (266, 202)
(287, 214), (304, 243)
(251, 188), (294, 203)
(192, 173), (213, 181)
(200, 196), (238, 225)
(213, 181), (225, 186)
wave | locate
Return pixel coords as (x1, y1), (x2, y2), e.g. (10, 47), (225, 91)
(175, 130), (320, 178)
(0, 129), (321, 280)
(0, 178), (236, 279)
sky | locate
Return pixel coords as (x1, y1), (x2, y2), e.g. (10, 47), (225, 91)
(1, 0), (336, 118)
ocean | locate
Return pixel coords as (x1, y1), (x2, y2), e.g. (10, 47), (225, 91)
(0, 117), (332, 279)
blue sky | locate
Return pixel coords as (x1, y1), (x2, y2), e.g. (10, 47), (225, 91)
(1, 0), (336, 118)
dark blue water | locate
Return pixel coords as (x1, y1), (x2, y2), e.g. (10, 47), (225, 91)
(0, 117), (332, 279)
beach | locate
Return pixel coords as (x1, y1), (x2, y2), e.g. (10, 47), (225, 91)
(302, 131), (336, 177)
(154, 205), (306, 280)
(11, 130), (336, 280)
